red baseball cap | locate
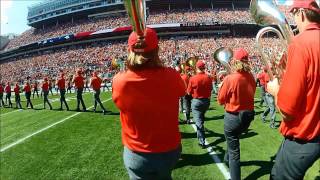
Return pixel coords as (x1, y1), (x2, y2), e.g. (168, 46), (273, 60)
(289, 0), (320, 14)
(234, 48), (249, 62)
(44, 77), (48, 81)
(196, 60), (206, 69)
(128, 28), (159, 53)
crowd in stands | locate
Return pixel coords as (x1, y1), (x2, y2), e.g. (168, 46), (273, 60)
(1, 36), (283, 84)
(2, 7), (294, 51)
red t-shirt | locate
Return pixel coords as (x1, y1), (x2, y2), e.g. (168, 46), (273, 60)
(5, 85), (11, 93)
(218, 71), (256, 112)
(257, 72), (267, 86)
(91, 76), (102, 91)
(0, 85), (3, 93)
(24, 84), (31, 93)
(277, 23), (320, 141)
(14, 85), (20, 95)
(57, 78), (66, 89)
(42, 82), (49, 91)
(73, 75), (84, 89)
(112, 67), (186, 153)
(180, 74), (190, 90)
(187, 72), (212, 99)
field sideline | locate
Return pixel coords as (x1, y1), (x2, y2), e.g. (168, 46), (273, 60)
(0, 90), (319, 180)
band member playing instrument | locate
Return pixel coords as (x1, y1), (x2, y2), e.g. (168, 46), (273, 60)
(90, 71), (107, 115)
(57, 73), (69, 111)
(14, 83), (22, 109)
(24, 81), (33, 109)
(5, 82), (13, 108)
(267, 1), (320, 179)
(42, 77), (53, 110)
(187, 60), (212, 149)
(73, 69), (86, 112)
(112, 28), (185, 179)
(218, 48), (256, 180)
(181, 66), (192, 124)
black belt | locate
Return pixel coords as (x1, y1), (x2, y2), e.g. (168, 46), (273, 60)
(226, 111), (239, 115)
(285, 136), (320, 144)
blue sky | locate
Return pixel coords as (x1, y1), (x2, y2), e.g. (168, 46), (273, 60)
(0, 0), (318, 36)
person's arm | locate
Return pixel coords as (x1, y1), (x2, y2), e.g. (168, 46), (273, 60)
(217, 78), (229, 105)
(267, 42), (307, 121)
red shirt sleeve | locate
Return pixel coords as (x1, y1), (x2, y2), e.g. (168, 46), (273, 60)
(277, 42), (307, 116)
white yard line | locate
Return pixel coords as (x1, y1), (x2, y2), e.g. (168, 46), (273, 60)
(190, 122), (231, 180)
(0, 98), (112, 152)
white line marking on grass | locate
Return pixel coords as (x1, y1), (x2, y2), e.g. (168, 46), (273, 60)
(0, 98), (112, 152)
(190, 122), (231, 180)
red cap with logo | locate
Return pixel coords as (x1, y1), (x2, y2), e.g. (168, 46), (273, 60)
(289, 0), (320, 14)
(234, 48), (249, 62)
(196, 60), (206, 69)
(128, 28), (159, 53)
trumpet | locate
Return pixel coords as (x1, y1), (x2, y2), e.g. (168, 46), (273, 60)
(212, 47), (233, 80)
(250, 0), (294, 82)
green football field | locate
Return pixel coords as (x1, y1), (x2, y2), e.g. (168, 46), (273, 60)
(0, 90), (319, 180)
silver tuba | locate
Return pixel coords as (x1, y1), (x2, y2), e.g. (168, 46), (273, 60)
(213, 47), (233, 76)
(250, 0), (294, 82)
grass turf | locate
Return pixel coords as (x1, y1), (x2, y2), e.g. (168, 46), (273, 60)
(0, 90), (319, 180)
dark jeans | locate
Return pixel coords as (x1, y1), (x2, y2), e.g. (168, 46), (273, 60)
(0, 93), (4, 107)
(123, 146), (181, 180)
(43, 91), (52, 109)
(59, 89), (69, 110)
(25, 92), (33, 108)
(224, 110), (255, 180)
(76, 88), (86, 110)
(183, 95), (192, 121)
(32, 89), (39, 98)
(270, 137), (320, 180)
(6, 92), (12, 107)
(192, 98), (210, 145)
(93, 89), (106, 111)
(15, 94), (22, 109)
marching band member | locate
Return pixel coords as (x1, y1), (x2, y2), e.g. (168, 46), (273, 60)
(90, 71), (107, 115)
(23, 81), (33, 109)
(73, 69), (86, 112)
(268, 1), (320, 179)
(0, 82), (4, 107)
(187, 60), (213, 148)
(112, 28), (186, 179)
(181, 66), (192, 124)
(218, 48), (256, 180)
(32, 81), (39, 99)
(261, 67), (276, 128)
(257, 67), (267, 106)
(5, 82), (13, 108)
(42, 77), (53, 110)
(14, 82), (22, 109)
(57, 73), (69, 111)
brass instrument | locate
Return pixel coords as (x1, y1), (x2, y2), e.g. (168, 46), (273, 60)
(250, 0), (294, 82)
(185, 57), (198, 75)
(124, 0), (147, 37)
(212, 47), (233, 80)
